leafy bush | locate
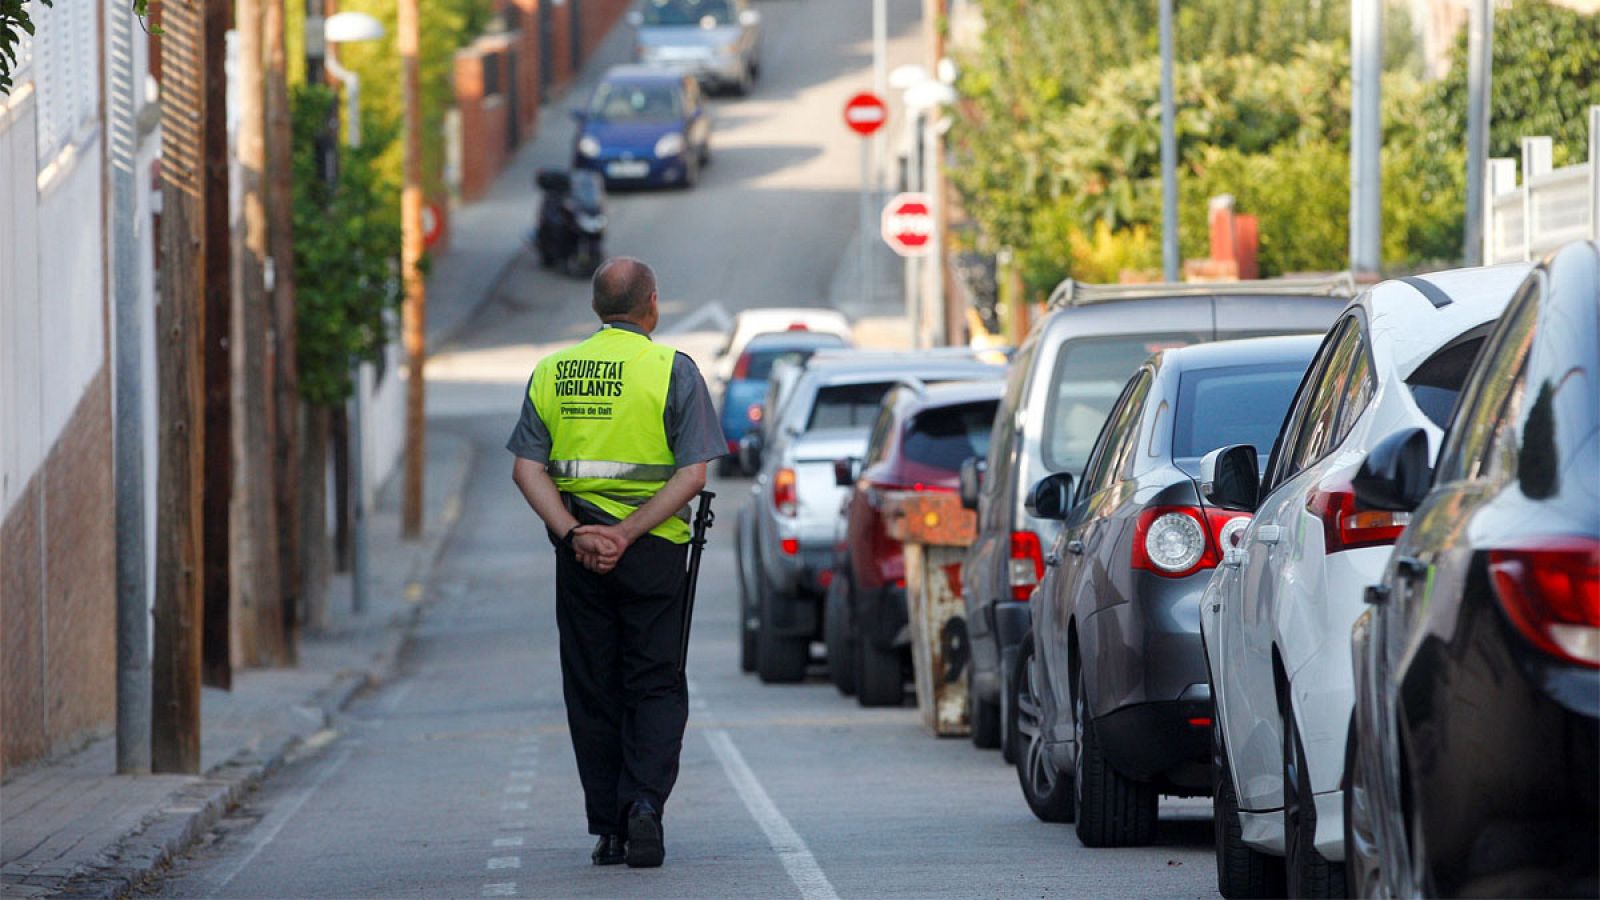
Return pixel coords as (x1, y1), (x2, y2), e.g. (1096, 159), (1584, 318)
(291, 85), (403, 406)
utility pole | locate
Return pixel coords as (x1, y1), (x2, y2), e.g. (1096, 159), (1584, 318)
(1463, 0), (1492, 266)
(154, 0), (229, 774)
(265, 0), (303, 654)
(236, 0), (286, 665)
(110, 0), (150, 775)
(200, 0), (234, 691)
(400, 0), (427, 538)
(1350, 0), (1383, 277)
(1158, 0), (1179, 282)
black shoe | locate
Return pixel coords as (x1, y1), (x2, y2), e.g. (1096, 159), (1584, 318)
(591, 834), (626, 866)
(624, 801), (665, 868)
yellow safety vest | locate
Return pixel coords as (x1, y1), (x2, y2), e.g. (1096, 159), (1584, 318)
(530, 327), (690, 543)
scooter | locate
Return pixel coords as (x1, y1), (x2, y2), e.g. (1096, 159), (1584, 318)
(531, 168), (607, 277)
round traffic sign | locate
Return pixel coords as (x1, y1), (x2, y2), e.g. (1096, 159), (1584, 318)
(421, 202), (443, 249)
(843, 92), (888, 137)
(882, 192), (933, 257)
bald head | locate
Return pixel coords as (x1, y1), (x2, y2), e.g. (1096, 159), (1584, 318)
(592, 257), (657, 324)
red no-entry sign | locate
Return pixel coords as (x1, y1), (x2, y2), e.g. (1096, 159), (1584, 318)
(843, 92), (888, 137)
(882, 192), (934, 257)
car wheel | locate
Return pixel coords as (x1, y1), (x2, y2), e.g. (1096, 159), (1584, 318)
(855, 629), (903, 707)
(716, 454), (739, 478)
(1343, 712), (1383, 898)
(1282, 691), (1348, 898)
(969, 666), (1000, 749)
(734, 63), (754, 96)
(735, 521), (758, 674)
(1012, 632), (1074, 822)
(824, 572), (856, 696)
(999, 644), (1019, 764)
(681, 155), (700, 190)
(1074, 660), (1157, 847)
(755, 587), (807, 683)
(1215, 721), (1286, 898)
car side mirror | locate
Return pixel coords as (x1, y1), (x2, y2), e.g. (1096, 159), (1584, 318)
(625, 9), (643, 26)
(1025, 472), (1075, 521)
(1353, 427), (1432, 512)
(959, 456), (986, 510)
(833, 457), (861, 488)
(739, 8), (761, 26)
(1201, 444), (1260, 512)
(738, 432), (764, 474)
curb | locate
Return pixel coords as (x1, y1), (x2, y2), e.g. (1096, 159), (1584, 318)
(51, 434), (480, 900)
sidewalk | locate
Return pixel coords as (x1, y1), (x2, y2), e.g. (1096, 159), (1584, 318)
(0, 430), (475, 900)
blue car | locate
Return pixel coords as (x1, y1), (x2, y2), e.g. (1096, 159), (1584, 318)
(718, 331), (850, 474)
(572, 66), (711, 189)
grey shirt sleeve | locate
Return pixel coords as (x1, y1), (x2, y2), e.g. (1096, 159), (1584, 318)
(666, 352), (729, 467)
(505, 374), (552, 463)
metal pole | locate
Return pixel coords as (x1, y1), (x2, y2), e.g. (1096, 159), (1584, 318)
(1463, 0), (1492, 266)
(110, 0), (150, 775)
(1350, 0), (1382, 276)
(333, 54), (371, 614)
(925, 113), (945, 346)
(677, 491), (716, 675)
(907, 113), (922, 348)
(872, 0), (887, 206)
(1158, 0), (1179, 281)
(860, 136), (871, 306)
(400, 0), (428, 539)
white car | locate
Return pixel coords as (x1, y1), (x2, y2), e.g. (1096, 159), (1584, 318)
(713, 308), (853, 385)
(1198, 263), (1532, 898)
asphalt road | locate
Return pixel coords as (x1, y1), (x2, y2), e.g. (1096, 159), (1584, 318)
(144, 2), (1218, 896)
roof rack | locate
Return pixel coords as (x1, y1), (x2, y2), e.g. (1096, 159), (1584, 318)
(1045, 273), (1357, 310)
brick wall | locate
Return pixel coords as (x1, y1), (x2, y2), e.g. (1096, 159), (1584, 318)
(454, 42), (513, 202)
(1, 367), (117, 776)
(580, 0), (630, 59)
(508, 0), (542, 135)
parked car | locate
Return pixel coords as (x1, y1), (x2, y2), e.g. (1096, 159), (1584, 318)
(1344, 242), (1599, 899)
(627, 0), (763, 96)
(735, 351), (1003, 682)
(830, 380), (1004, 706)
(572, 66), (711, 188)
(1011, 336), (1320, 847)
(714, 307), (854, 387)
(718, 331), (852, 475)
(960, 279), (1351, 756)
(1199, 262), (1533, 898)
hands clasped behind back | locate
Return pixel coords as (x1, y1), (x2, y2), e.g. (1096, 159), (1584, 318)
(573, 525), (631, 574)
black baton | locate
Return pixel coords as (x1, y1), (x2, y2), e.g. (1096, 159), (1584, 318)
(678, 490), (716, 675)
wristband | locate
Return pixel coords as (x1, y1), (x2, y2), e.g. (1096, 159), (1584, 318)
(562, 525), (580, 548)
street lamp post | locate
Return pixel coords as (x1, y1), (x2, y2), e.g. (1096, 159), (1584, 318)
(325, 10), (385, 615)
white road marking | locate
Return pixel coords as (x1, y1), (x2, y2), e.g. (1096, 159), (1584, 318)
(500, 820), (530, 830)
(504, 784), (532, 794)
(492, 836), (525, 848)
(508, 770), (537, 779)
(487, 856), (522, 870)
(209, 749), (354, 892)
(705, 729), (840, 900)
(481, 882), (518, 896)
(661, 300), (733, 336)
(501, 801), (529, 811)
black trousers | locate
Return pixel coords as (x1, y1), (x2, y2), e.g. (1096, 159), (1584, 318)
(553, 529), (689, 836)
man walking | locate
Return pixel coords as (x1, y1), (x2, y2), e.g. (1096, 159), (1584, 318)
(508, 258), (726, 868)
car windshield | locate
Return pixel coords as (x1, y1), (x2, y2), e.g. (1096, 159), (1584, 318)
(589, 82), (682, 122)
(1042, 334), (1201, 474)
(903, 400), (999, 475)
(642, 0), (734, 26)
(1172, 362), (1308, 460)
(807, 382), (896, 430)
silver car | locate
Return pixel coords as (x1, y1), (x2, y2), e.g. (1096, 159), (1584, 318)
(627, 0), (763, 96)
(736, 351), (1004, 683)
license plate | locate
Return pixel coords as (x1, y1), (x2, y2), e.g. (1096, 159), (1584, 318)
(606, 161), (649, 178)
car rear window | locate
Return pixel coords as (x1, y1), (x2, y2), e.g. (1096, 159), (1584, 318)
(1407, 334), (1487, 428)
(807, 382), (897, 429)
(903, 400), (999, 474)
(1172, 362), (1308, 460)
(742, 338), (848, 381)
(1042, 334), (1202, 474)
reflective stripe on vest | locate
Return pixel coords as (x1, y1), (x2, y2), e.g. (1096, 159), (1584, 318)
(530, 327), (689, 543)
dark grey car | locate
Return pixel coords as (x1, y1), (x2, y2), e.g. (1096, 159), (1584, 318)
(1012, 336), (1320, 847)
(961, 281), (1351, 757)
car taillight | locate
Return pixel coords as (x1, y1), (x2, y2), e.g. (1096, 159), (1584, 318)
(732, 352), (752, 380)
(747, 403), (763, 424)
(773, 467), (797, 517)
(1131, 506), (1251, 578)
(1009, 530), (1043, 601)
(1306, 482), (1410, 553)
(780, 537), (800, 556)
(1488, 537), (1600, 669)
